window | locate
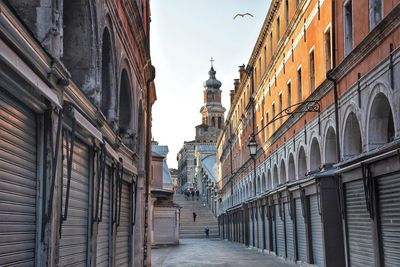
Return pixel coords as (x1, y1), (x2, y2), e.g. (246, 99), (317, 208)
(297, 67), (302, 102)
(324, 27), (332, 72)
(270, 32), (273, 59)
(344, 0), (353, 55)
(272, 103), (276, 132)
(264, 45), (267, 67)
(259, 58), (262, 82)
(218, 117), (222, 129)
(212, 117), (216, 127)
(279, 94), (283, 125)
(369, 0), (382, 29)
(309, 49), (315, 93)
(285, 0), (289, 28)
(287, 82), (292, 111)
(277, 16), (281, 41)
(266, 112), (269, 139)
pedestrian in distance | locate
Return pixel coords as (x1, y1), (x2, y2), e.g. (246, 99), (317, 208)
(191, 190), (195, 200)
(205, 227), (209, 238)
(196, 189), (200, 201)
(193, 212), (197, 222)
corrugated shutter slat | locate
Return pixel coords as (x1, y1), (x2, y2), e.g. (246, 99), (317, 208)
(310, 195), (325, 267)
(296, 198), (307, 262)
(285, 203), (295, 261)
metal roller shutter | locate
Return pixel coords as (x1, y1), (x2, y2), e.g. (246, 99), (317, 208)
(378, 174), (400, 266)
(96, 165), (111, 267)
(296, 198), (307, 262)
(264, 206), (270, 251)
(59, 139), (90, 266)
(276, 205), (285, 257)
(285, 203), (295, 261)
(258, 207), (263, 248)
(310, 195), (325, 267)
(115, 181), (131, 267)
(249, 209), (253, 246)
(272, 206), (276, 253)
(0, 89), (37, 266)
(345, 179), (374, 267)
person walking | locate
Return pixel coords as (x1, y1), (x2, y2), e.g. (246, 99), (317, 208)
(196, 189), (200, 201)
(193, 212), (197, 222)
(191, 190), (195, 200)
(205, 227), (209, 238)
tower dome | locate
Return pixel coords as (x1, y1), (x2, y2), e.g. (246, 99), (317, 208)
(203, 66), (222, 89)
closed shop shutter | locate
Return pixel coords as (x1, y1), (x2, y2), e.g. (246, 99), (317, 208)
(310, 195), (325, 267)
(296, 198), (307, 262)
(345, 179), (374, 267)
(96, 165), (111, 267)
(276, 205), (285, 257)
(60, 139), (90, 266)
(264, 206), (270, 251)
(377, 173), (400, 266)
(258, 207), (263, 248)
(115, 181), (131, 267)
(285, 203), (295, 261)
(249, 209), (253, 246)
(272, 206), (276, 253)
(0, 89), (37, 266)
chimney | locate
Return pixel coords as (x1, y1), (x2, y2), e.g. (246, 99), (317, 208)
(230, 90), (235, 104)
(234, 79), (240, 92)
(239, 64), (246, 81)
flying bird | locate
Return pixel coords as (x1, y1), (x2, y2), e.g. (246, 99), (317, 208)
(233, 13), (254, 19)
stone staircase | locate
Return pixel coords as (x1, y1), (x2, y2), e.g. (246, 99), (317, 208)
(174, 193), (219, 239)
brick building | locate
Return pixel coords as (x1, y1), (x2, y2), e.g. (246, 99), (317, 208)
(0, 0), (155, 266)
(217, 0), (400, 266)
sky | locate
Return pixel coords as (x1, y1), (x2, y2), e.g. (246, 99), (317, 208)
(150, 0), (271, 168)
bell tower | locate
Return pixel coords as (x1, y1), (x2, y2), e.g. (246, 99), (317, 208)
(200, 58), (226, 129)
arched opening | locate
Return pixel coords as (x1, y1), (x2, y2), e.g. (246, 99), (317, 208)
(325, 127), (338, 165)
(368, 93), (395, 149)
(262, 173), (266, 192)
(119, 69), (134, 145)
(343, 112), (362, 159)
(298, 146), (307, 179)
(256, 175), (261, 194)
(63, 0), (95, 93)
(101, 28), (116, 121)
(310, 138), (321, 172)
(267, 170), (272, 190)
(280, 159), (287, 184)
(288, 153), (296, 181)
(273, 165), (279, 188)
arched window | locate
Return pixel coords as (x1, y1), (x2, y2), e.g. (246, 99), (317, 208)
(273, 165), (279, 188)
(343, 112), (362, 159)
(368, 93), (395, 149)
(325, 127), (338, 164)
(298, 146), (307, 179)
(288, 153), (296, 181)
(63, 0), (95, 94)
(212, 117), (216, 127)
(256, 175), (261, 194)
(101, 28), (116, 121)
(310, 138), (321, 172)
(280, 159), (287, 184)
(119, 69), (133, 145)
(262, 173), (266, 192)
(267, 170), (272, 190)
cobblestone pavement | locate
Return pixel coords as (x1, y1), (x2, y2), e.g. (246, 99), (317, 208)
(152, 239), (297, 267)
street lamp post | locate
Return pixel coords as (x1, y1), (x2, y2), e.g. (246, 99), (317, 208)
(248, 135), (258, 196)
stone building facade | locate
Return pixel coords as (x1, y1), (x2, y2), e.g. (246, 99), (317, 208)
(0, 0), (155, 266)
(217, 0), (400, 267)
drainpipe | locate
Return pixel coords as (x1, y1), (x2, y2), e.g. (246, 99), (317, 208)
(327, 0), (341, 163)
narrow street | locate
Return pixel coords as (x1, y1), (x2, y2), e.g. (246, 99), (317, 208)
(152, 239), (296, 267)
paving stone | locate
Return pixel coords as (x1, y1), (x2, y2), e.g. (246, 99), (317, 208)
(152, 239), (297, 267)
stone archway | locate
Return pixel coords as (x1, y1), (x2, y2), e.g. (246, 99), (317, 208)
(298, 146), (307, 179)
(324, 127), (338, 165)
(267, 170), (272, 190)
(101, 27), (116, 123)
(343, 112), (362, 159)
(280, 159), (287, 184)
(273, 165), (278, 188)
(288, 153), (296, 181)
(310, 138), (321, 172)
(368, 93), (395, 149)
